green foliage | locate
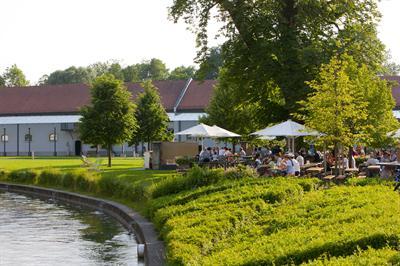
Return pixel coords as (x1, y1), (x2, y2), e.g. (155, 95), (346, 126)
(132, 80), (171, 145)
(169, 66), (196, 80)
(150, 165), (258, 199)
(200, 68), (273, 137)
(43, 66), (91, 85)
(175, 156), (196, 167)
(300, 54), (399, 149)
(80, 75), (137, 166)
(41, 58), (195, 85)
(195, 46), (222, 80)
(2, 64), (29, 87)
(37, 169), (64, 186)
(151, 180), (400, 265)
(170, 0), (386, 122)
(8, 169), (37, 183)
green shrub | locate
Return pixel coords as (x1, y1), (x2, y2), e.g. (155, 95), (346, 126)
(37, 169), (63, 186)
(62, 172), (76, 188)
(8, 169), (37, 183)
(150, 166), (226, 198)
(224, 165), (258, 180)
(175, 156), (196, 167)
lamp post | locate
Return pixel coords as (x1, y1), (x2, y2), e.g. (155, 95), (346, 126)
(28, 128), (31, 156)
(53, 127), (57, 156)
(3, 128), (6, 157)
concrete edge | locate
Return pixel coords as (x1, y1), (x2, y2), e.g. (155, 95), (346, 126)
(0, 182), (165, 266)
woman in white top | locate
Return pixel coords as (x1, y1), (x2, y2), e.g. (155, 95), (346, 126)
(284, 153), (296, 176)
(296, 153), (304, 167)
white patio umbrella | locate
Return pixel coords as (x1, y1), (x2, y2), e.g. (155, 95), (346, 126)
(175, 123), (240, 149)
(250, 120), (320, 152)
(211, 125), (241, 138)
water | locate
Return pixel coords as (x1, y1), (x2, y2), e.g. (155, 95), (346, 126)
(0, 191), (144, 266)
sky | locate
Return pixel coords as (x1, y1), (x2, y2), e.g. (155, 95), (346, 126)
(0, 0), (398, 83)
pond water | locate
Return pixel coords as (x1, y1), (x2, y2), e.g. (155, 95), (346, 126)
(0, 191), (144, 266)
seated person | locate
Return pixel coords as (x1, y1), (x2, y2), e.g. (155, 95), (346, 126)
(199, 147), (211, 162)
(366, 153), (379, 166)
(239, 147), (246, 157)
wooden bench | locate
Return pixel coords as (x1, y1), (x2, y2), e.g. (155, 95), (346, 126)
(323, 175), (335, 181)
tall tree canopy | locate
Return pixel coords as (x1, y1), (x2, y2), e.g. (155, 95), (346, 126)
(170, 0), (387, 123)
(41, 58), (193, 85)
(2, 64), (29, 87)
(169, 66), (196, 80)
(300, 55), (398, 173)
(43, 66), (91, 85)
(200, 68), (265, 136)
(79, 75), (137, 167)
(132, 80), (172, 147)
(195, 46), (223, 80)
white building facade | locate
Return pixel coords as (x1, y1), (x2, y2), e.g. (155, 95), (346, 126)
(0, 79), (216, 156)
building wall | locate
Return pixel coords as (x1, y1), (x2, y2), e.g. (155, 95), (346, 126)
(0, 123), (79, 156)
(0, 119), (213, 156)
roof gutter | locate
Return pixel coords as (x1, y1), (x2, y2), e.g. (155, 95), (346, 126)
(173, 78), (193, 114)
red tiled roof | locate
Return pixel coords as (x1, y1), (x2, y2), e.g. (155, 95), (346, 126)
(0, 80), (215, 116)
(383, 76), (400, 108)
(178, 80), (217, 111)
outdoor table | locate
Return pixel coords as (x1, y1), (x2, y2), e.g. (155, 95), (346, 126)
(306, 167), (324, 176)
(367, 165), (381, 177)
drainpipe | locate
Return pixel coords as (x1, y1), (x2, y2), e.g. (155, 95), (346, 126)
(17, 124), (19, 156)
(28, 128), (31, 156)
(3, 128), (6, 157)
(53, 127), (57, 156)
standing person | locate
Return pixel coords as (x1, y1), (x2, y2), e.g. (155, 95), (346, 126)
(296, 152), (304, 167)
(239, 147), (246, 157)
(292, 155), (301, 176)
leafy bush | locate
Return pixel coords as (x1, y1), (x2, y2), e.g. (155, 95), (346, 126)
(224, 165), (258, 180)
(175, 156), (196, 167)
(37, 169), (63, 186)
(8, 169), (37, 183)
(150, 180), (400, 265)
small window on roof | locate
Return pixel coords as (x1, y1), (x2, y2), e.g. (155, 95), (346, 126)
(1, 134), (8, 142)
(49, 133), (57, 142)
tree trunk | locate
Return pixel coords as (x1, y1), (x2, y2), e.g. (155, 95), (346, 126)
(334, 142), (339, 177)
(348, 145), (353, 169)
(107, 144), (112, 167)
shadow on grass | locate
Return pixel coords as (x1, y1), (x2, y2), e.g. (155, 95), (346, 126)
(251, 234), (400, 266)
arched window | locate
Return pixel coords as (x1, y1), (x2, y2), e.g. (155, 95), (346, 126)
(1, 134), (8, 142)
(49, 133), (57, 142)
(25, 134), (32, 142)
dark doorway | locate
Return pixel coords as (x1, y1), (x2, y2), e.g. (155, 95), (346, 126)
(75, 140), (82, 156)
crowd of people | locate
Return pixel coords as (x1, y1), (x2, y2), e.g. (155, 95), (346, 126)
(198, 146), (247, 163)
(197, 144), (400, 178)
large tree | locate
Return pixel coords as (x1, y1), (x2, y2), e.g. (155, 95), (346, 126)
(170, 0), (387, 124)
(2, 64), (29, 87)
(200, 68), (274, 136)
(195, 46), (223, 80)
(132, 80), (171, 148)
(79, 75), (137, 167)
(169, 66), (196, 80)
(300, 55), (398, 174)
(44, 66), (91, 85)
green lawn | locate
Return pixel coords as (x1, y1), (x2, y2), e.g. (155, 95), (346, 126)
(0, 156), (174, 184)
